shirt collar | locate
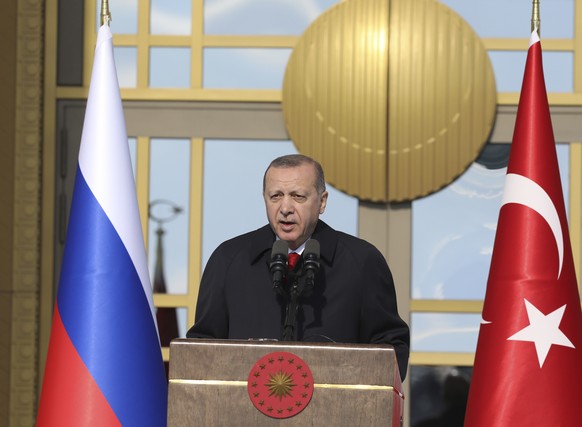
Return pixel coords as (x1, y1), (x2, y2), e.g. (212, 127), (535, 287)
(275, 236), (307, 255)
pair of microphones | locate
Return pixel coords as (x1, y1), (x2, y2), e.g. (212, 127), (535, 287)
(269, 239), (320, 298)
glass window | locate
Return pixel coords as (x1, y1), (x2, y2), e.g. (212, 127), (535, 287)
(148, 138), (191, 295)
(149, 47), (191, 88)
(412, 145), (508, 300)
(490, 51), (573, 93)
(128, 137), (137, 176)
(439, 0), (574, 39)
(150, 0), (192, 35)
(204, 0), (340, 35)
(155, 306), (185, 346)
(411, 313), (481, 353)
(412, 144), (570, 301)
(410, 365), (472, 427)
(203, 48), (291, 89)
(202, 140), (358, 268)
(176, 307), (187, 338)
(114, 47), (137, 88)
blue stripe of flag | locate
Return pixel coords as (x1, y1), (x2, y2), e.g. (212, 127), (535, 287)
(58, 167), (167, 426)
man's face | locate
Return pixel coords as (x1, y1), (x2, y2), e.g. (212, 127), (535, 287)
(263, 164), (328, 250)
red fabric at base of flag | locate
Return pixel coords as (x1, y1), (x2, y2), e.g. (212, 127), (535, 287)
(464, 30), (582, 426)
(37, 306), (121, 426)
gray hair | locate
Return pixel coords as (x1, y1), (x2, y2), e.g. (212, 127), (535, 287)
(263, 154), (326, 194)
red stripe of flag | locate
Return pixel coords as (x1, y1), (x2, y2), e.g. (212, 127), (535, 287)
(37, 304), (121, 426)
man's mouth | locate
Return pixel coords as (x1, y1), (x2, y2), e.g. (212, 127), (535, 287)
(279, 221), (295, 231)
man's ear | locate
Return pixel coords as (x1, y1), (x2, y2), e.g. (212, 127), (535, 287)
(319, 191), (329, 214)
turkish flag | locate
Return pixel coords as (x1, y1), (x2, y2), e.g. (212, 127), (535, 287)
(464, 30), (582, 426)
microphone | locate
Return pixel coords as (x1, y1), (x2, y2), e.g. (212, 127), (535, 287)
(270, 240), (289, 296)
(302, 239), (320, 296)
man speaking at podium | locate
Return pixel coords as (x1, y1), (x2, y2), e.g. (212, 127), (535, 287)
(187, 154), (410, 380)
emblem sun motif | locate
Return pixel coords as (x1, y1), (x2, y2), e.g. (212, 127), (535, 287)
(267, 370), (296, 400)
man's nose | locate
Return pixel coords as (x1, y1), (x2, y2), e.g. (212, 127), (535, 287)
(280, 196), (294, 214)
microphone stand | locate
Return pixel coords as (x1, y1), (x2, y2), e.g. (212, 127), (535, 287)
(282, 288), (299, 341)
(283, 239), (320, 341)
(280, 240), (320, 341)
(281, 267), (308, 341)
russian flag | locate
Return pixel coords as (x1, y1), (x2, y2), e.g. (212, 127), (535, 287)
(37, 24), (168, 426)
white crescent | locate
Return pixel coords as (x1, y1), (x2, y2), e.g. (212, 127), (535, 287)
(501, 173), (563, 278)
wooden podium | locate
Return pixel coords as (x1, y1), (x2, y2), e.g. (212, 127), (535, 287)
(168, 339), (403, 426)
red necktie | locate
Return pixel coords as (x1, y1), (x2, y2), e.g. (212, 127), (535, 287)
(288, 253), (300, 271)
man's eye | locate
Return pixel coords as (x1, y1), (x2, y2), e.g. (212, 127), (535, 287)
(270, 194), (282, 201)
(293, 194), (307, 202)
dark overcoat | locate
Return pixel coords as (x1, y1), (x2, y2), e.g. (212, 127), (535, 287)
(187, 220), (410, 380)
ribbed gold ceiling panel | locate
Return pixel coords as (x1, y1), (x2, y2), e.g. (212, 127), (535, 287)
(283, 0), (389, 200)
(282, 0), (496, 202)
(388, 0), (496, 201)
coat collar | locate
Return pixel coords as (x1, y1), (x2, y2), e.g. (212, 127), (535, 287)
(311, 220), (337, 265)
(249, 224), (276, 265)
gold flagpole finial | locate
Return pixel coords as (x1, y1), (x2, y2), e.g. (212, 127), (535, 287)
(531, 0), (540, 35)
(101, 0), (112, 27)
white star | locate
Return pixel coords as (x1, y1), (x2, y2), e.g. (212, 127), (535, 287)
(507, 298), (575, 368)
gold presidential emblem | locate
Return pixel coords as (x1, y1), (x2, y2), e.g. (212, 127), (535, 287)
(247, 352), (314, 419)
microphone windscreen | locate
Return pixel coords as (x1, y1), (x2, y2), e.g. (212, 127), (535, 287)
(305, 239), (320, 258)
(271, 240), (289, 258)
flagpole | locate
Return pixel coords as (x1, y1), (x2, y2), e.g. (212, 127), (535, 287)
(101, 0), (111, 26)
(37, 0), (168, 423)
(531, 0), (540, 35)
(464, 4), (582, 424)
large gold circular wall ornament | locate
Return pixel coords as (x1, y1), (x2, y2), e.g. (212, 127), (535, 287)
(282, 0), (497, 202)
